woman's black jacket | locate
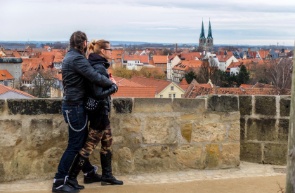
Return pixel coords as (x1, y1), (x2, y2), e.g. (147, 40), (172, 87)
(86, 53), (117, 112)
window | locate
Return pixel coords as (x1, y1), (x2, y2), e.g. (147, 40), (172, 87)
(173, 94), (176, 98)
(160, 95), (163, 98)
(171, 86), (174, 91)
(169, 94), (171, 98)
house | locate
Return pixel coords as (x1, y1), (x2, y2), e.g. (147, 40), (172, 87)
(0, 84), (35, 99)
(122, 55), (149, 70)
(172, 60), (202, 82)
(152, 55), (168, 74)
(0, 57), (23, 88)
(0, 69), (14, 87)
(167, 55), (181, 80)
(50, 72), (63, 98)
(130, 76), (185, 98)
(217, 55), (238, 72)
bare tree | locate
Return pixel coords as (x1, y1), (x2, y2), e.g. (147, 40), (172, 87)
(197, 58), (219, 83)
(265, 58), (292, 94)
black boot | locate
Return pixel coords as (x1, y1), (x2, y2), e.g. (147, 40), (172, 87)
(100, 151), (123, 186)
(52, 178), (79, 193)
(84, 165), (102, 184)
(66, 154), (87, 190)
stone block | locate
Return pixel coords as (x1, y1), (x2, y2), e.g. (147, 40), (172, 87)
(221, 143), (240, 168)
(246, 118), (276, 141)
(142, 116), (177, 144)
(172, 98), (206, 112)
(116, 147), (135, 174)
(240, 118), (245, 141)
(240, 142), (262, 163)
(255, 96), (276, 116)
(227, 122), (240, 142)
(134, 146), (177, 172)
(0, 119), (22, 147)
(174, 145), (205, 169)
(133, 98), (173, 113)
(120, 116), (142, 133)
(280, 96), (291, 117)
(263, 143), (287, 165)
(112, 98), (133, 114)
(0, 99), (4, 113)
(207, 95), (239, 112)
(205, 144), (221, 169)
(278, 119), (289, 142)
(7, 99), (62, 115)
(28, 119), (53, 149)
(192, 123), (226, 143)
(239, 95), (252, 115)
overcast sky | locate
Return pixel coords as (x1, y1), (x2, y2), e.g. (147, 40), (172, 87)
(1, 0), (295, 46)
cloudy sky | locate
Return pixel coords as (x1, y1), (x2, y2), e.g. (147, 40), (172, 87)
(1, 0), (295, 46)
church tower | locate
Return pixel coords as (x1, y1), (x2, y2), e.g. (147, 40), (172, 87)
(198, 19), (214, 51)
(206, 19), (213, 51)
(199, 20), (206, 50)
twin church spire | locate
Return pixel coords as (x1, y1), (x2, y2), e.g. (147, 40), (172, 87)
(199, 19), (213, 51)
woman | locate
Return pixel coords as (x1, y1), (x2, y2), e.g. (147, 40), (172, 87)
(52, 32), (117, 193)
(66, 39), (123, 187)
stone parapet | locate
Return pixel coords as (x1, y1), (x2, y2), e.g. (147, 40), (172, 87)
(0, 96), (240, 182)
(239, 95), (290, 165)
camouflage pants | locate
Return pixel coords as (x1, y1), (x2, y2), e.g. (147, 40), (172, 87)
(79, 114), (113, 158)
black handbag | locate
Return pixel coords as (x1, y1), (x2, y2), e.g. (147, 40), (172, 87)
(84, 97), (99, 111)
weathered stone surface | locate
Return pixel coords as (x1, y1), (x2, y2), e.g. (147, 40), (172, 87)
(221, 143), (240, 168)
(255, 96), (276, 116)
(0, 120), (22, 147)
(112, 98), (133, 114)
(174, 145), (205, 169)
(172, 98), (206, 113)
(134, 146), (178, 172)
(278, 119), (289, 142)
(181, 123), (192, 143)
(240, 118), (245, 141)
(28, 119), (54, 149)
(7, 99), (62, 115)
(205, 144), (221, 169)
(221, 112), (240, 121)
(247, 118), (276, 141)
(263, 143), (287, 165)
(120, 116), (142, 133)
(180, 113), (203, 121)
(240, 142), (262, 163)
(0, 99), (4, 113)
(192, 123), (226, 143)
(42, 147), (64, 174)
(207, 95), (239, 112)
(142, 116), (178, 144)
(133, 98), (173, 113)
(227, 122), (240, 142)
(280, 96), (291, 117)
(239, 96), (252, 115)
(116, 147), (135, 174)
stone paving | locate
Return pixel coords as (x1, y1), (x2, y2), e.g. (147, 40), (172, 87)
(0, 162), (286, 192)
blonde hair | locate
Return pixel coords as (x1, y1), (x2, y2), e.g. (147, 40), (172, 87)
(88, 39), (110, 58)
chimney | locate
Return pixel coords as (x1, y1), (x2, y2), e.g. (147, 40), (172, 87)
(175, 43), (178, 53)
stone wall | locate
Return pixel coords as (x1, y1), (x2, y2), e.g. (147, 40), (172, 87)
(239, 95), (290, 165)
(0, 96), (240, 182)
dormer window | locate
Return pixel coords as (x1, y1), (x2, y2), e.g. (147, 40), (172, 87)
(171, 86), (174, 91)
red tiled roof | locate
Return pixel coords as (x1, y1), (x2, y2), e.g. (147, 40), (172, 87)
(180, 52), (201, 60)
(0, 70), (14, 80)
(112, 86), (156, 98)
(130, 76), (171, 94)
(0, 84), (35, 98)
(153, 55), (167, 64)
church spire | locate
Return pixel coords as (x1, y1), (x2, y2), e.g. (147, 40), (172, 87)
(207, 19), (213, 39)
(200, 20), (206, 39)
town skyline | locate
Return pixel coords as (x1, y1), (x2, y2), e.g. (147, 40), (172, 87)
(1, 0), (295, 46)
